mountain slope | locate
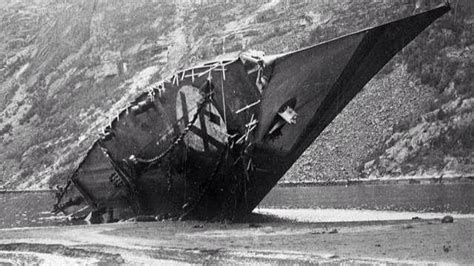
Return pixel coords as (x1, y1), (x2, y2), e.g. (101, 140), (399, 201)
(0, 0), (472, 189)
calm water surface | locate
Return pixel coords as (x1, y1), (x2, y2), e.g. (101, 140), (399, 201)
(0, 183), (472, 228)
(0, 191), (80, 229)
(260, 183), (474, 214)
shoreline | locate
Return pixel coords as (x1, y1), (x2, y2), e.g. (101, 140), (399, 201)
(0, 215), (472, 264)
(278, 174), (474, 187)
(1, 175), (473, 192)
(0, 189), (53, 194)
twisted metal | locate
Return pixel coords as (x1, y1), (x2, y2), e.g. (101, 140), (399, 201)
(133, 90), (215, 166)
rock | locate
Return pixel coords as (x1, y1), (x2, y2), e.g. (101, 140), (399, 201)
(7, 38), (26, 49)
(262, 226), (274, 233)
(441, 215), (454, 223)
(385, 132), (403, 146)
(320, 253), (339, 259)
(421, 109), (445, 123)
(443, 245), (451, 253)
(457, 97), (474, 114)
(100, 62), (119, 78)
(443, 81), (456, 96)
(441, 98), (462, 115)
(101, 50), (121, 63)
(421, 109), (441, 123)
(402, 224), (414, 229)
(443, 156), (460, 171)
(364, 160), (375, 171)
(394, 147), (410, 164)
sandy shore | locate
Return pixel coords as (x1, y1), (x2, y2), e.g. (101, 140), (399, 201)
(0, 210), (472, 265)
(255, 208), (474, 222)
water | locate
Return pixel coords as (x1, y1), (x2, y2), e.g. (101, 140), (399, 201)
(0, 183), (472, 228)
(260, 183), (474, 214)
(0, 191), (79, 229)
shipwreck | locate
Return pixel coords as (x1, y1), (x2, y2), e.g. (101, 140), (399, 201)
(54, 5), (450, 222)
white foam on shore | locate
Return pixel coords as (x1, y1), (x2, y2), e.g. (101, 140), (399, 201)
(254, 208), (474, 223)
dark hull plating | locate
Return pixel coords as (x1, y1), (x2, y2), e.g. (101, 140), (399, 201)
(54, 5), (450, 221)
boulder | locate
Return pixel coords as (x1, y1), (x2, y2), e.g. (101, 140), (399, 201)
(364, 160), (375, 171)
(441, 98), (462, 115)
(457, 97), (474, 114)
(441, 215), (454, 223)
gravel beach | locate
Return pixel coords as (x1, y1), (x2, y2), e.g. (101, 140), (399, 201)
(0, 210), (472, 264)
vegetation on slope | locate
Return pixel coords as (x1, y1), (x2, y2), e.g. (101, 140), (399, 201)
(0, 0), (472, 189)
(360, 0), (474, 179)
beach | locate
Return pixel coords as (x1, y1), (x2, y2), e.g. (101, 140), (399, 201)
(0, 210), (472, 264)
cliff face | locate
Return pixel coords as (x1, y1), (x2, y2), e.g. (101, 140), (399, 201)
(0, 0), (472, 189)
(359, 1), (474, 180)
(362, 97), (473, 179)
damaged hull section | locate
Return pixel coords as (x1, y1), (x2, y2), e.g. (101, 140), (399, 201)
(54, 5), (450, 221)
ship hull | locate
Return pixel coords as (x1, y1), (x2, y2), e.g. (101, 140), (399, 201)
(54, 5), (450, 221)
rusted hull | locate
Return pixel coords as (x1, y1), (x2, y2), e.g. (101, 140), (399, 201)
(54, 5), (450, 221)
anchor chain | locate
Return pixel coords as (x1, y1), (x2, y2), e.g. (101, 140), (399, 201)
(132, 90), (215, 166)
(179, 144), (228, 220)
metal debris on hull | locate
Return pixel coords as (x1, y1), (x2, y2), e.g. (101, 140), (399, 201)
(54, 5), (451, 222)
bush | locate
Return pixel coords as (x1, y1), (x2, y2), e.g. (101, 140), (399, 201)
(403, 8), (474, 98)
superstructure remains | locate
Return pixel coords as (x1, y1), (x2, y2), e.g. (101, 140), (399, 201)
(54, 5), (451, 222)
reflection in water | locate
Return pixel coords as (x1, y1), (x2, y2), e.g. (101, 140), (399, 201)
(0, 183), (472, 229)
(260, 183), (474, 214)
(0, 191), (84, 229)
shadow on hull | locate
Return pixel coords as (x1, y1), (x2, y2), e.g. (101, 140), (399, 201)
(54, 5), (450, 222)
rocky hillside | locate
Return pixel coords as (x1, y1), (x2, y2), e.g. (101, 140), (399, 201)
(288, 0), (474, 182)
(0, 0), (472, 189)
(360, 7), (474, 180)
